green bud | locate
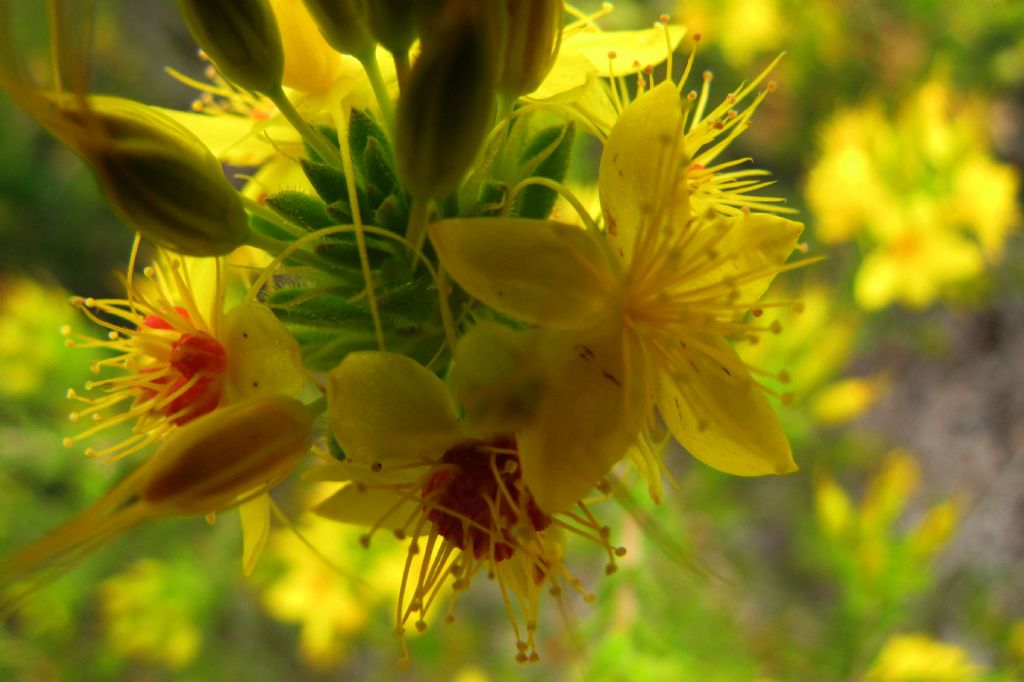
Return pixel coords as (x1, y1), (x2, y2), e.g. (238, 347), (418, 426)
(178, 0), (284, 94)
(395, 0), (500, 198)
(300, 0), (375, 59)
(71, 97), (249, 256)
(367, 0), (418, 55)
(266, 190), (334, 230)
(498, 0), (563, 98)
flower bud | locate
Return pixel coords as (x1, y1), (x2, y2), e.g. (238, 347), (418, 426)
(300, 0), (375, 59)
(396, 0), (500, 198)
(71, 96), (250, 256)
(140, 395), (314, 514)
(177, 0), (284, 94)
(367, 0), (417, 56)
(498, 0), (563, 98)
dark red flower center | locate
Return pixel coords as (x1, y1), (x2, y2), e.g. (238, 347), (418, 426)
(422, 435), (551, 562)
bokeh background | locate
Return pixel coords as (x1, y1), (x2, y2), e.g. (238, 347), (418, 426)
(1, 1), (1022, 680)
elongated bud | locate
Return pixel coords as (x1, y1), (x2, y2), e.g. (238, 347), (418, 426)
(177, 0), (284, 94)
(73, 96), (250, 255)
(498, 0), (563, 98)
(396, 0), (500, 198)
(367, 0), (417, 56)
(140, 395), (314, 514)
(300, 0), (375, 59)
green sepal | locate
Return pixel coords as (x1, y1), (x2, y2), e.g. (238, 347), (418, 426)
(300, 158), (348, 204)
(513, 121), (575, 220)
(363, 137), (402, 202)
(325, 199), (353, 225)
(373, 194), (408, 233)
(327, 433), (347, 461)
(314, 233), (397, 268)
(349, 109), (393, 178)
(475, 180), (508, 216)
(266, 191), (334, 231)
(303, 124), (341, 165)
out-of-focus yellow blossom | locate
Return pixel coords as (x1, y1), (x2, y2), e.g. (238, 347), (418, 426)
(814, 449), (962, 582)
(675, 0), (785, 68)
(100, 559), (203, 669)
(1009, 620), (1024, 664)
(0, 279), (91, 401)
(807, 79), (1020, 310)
(810, 375), (889, 425)
(865, 633), (984, 681)
(259, 510), (408, 670)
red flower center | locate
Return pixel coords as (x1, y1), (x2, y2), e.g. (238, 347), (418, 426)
(422, 435), (550, 562)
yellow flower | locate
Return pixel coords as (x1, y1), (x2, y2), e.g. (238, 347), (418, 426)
(259, 512), (407, 670)
(315, 351), (624, 664)
(60, 247), (305, 573)
(806, 79), (1020, 309)
(62, 249), (303, 461)
(100, 558), (203, 669)
(866, 633), (984, 681)
(431, 76), (807, 512)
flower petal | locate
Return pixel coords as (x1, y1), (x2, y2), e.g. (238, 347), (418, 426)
(517, 324), (649, 513)
(326, 351), (462, 465)
(657, 335), (795, 476)
(599, 81), (689, 264)
(239, 493), (270, 576)
(313, 483), (422, 534)
(222, 302), (305, 402)
(675, 212), (804, 312)
(429, 217), (616, 330)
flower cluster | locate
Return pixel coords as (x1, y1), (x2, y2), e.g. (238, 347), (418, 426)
(0, 0), (809, 664)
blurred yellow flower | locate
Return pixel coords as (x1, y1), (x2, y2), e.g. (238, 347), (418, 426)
(260, 512), (408, 670)
(865, 633), (984, 681)
(806, 79), (1021, 310)
(100, 558), (203, 669)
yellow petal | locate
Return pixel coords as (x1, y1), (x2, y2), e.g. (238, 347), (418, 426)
(156, 109), (294, 167)
(563, 25), (686, 78)
(675, 212), (804, 312)
(657, 335), (795, 476)
(221, 303), (305, 402)
(313, 484), (421, 534)
(517, 324), (649, 513)
(239, 493), (270, 576)
(325, 351), (462, 465)
(269, 0), (345, 93)
(429, 217), (616, 329)
(599, 81), (689, 264)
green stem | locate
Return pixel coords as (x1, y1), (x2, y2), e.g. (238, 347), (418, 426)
(266, 86), (344, 168)
(359, 52), (394, 130)
(245, 229), (355, 284)
(405, 196), (430, 271)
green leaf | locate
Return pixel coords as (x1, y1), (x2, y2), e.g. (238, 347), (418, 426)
(363, 137), (402, 203)
(349, 109), (393, 179)
(373, 194), (409, 233)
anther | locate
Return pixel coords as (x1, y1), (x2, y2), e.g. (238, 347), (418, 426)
(752, 308), (764, 317)
(770, 320), (783, 334)
(393, 529), (406, 540)
(62, 437), (73, 448)
(614, 547), (627, 557)
(143, 266), (155, 278)
(778, 371), (791, 384)
(84, 447), (96, 457)
(693, 33), (702, 42)
(781, 392), (796, 406)
(359, 534), (371, 548)
(371, 461), (383, 472)
(659, 14), (670, 24)
(60, 325), (72, 336)
(767, 80), (778, 92)
(415, 620), (427, 632)
(607, 50), (617, 60)
(703, 70), (713, 81)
